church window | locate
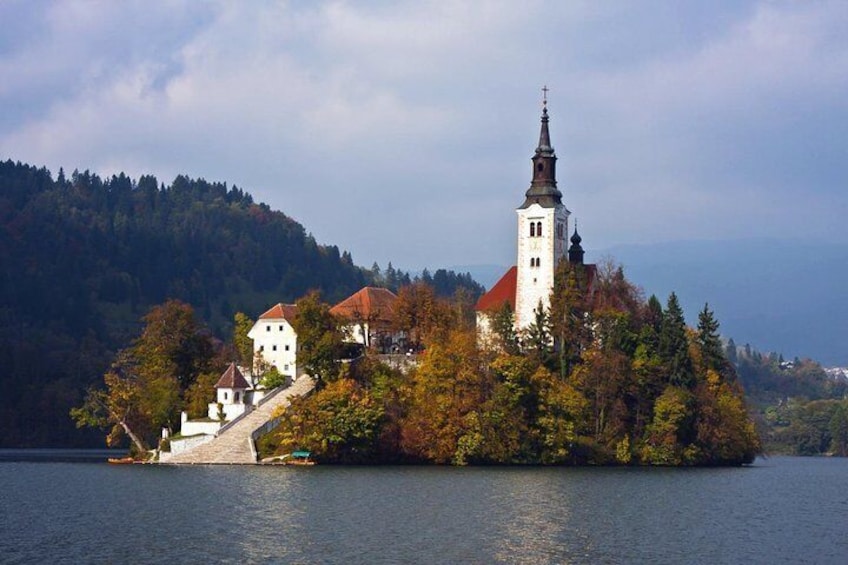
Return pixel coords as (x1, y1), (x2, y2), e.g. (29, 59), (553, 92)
(537, 257), (541, 267)
(259, 345), (264, 352)
(223, 392), (228, 401)
(537, 222), (543, 236)
(285, 345), (290, 351)
(272, 345), (277, 351)
(279, 325), (283, 331)
(537, 163), (543, 172)
(530, 222), (535, 237)
(235, 391), (240, 403)
(557, 223), (563, 238)
(266, 325), (271, 332)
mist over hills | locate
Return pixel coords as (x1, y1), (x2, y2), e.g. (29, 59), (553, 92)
(457, 238), (848, 366)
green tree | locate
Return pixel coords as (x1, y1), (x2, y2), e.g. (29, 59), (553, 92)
(269, 378), (385, 463)
(659, 293), (694, 388)
(696, 303), (724, 373)
(829, 403), (848, 456)
(489, 302), (520, 355)
(523, 301), (552, 366)
(550, 261), (590, 378)
(233, 312), (255, 367)
(292, 291), (346, 382)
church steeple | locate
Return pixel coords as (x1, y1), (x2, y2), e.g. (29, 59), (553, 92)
(520, 87), (563, 209)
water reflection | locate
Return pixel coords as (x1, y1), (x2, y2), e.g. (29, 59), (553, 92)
(3, 458), (848, 563)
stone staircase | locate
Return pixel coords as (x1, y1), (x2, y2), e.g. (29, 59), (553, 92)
(165, 376), (315, 465)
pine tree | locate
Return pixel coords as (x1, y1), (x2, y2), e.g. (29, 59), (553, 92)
(696, 303), (724, 372)
(659, 292), (694, 388)
(523, 301), (552, 366)
(725, 338), (738, 365)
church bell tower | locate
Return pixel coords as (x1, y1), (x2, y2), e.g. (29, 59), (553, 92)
(514, 92), (570, 330)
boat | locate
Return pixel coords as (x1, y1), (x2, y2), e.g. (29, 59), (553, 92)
(107, 457), (135, 464)
(261, 450), (316, 466)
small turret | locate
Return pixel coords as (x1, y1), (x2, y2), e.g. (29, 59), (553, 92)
(568, 225), (585, 265)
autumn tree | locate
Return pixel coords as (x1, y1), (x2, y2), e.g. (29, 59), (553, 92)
(393, 282), (454, 349)
(71, 300), (219, 452)
(398, 330), (485, 463)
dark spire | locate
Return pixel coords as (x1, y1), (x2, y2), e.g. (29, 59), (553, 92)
(520, 86), (563, 209)
(568, 223), (585, 265)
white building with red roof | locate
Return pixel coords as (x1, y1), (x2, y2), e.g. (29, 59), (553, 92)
(330, 286), (402, 351)
(247, 303), (300, 381)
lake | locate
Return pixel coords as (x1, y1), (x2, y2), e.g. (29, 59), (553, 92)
(1, 453), (846, 564)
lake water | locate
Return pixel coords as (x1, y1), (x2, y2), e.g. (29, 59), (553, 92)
(1, 453), (846, 564)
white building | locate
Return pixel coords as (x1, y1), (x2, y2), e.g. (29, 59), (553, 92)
(208, 362), (252, 421)
(476, 97), (594, 338)
(247, 303), (300, 381)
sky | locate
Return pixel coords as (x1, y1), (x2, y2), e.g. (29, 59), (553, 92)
(1, 0), (847, 271)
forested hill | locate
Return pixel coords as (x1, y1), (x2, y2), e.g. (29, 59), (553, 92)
(0, 159), (481, 447)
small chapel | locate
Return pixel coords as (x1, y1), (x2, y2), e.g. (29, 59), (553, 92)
(475, 93), (595, 337)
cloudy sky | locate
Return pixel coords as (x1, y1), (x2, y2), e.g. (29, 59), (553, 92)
(2, 1), (846, 271)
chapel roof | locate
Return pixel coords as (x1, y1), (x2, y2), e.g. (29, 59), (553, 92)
(214, 362), (250, 389)
(331, 287), (398, 323)
(257, 303), (298, 321)
(474, 266), (517, 312)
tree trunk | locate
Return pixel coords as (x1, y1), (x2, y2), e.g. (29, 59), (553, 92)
(119, 419), (148, 455)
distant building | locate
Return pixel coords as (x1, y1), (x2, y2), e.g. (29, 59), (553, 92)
(476, 96), (595, 340)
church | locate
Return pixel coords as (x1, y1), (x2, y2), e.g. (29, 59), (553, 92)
(475, 94), (594, 337)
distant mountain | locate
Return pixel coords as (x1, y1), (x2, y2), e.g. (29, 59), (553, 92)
(604, 238), (848, 366)
(458, 239), (847, 366)
(0, 159), (482, 447)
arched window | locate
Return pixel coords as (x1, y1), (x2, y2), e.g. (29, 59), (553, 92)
(530, 222), (535, 237)
(537, 222), (543, 236)
(530, 257), (535, 267)
(537, 257), (541, 267)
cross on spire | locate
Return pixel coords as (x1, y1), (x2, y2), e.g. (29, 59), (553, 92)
(542, 85), (549, 107)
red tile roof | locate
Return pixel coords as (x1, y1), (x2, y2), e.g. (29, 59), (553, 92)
(214, 363), (251, 389)
(331, 287), (397, 324)
(257, 303), (298, 320)
(475, 266), (517, 312)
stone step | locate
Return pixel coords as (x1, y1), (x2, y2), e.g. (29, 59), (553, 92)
(165, 376), (315, 465)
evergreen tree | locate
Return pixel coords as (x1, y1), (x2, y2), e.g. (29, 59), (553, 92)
(490, 302), (520, 355)
(696, 303), (724, 372)
(659, 293), (694, 388)
(523, 301), (553, 366)
(725, 338), (738, 365)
